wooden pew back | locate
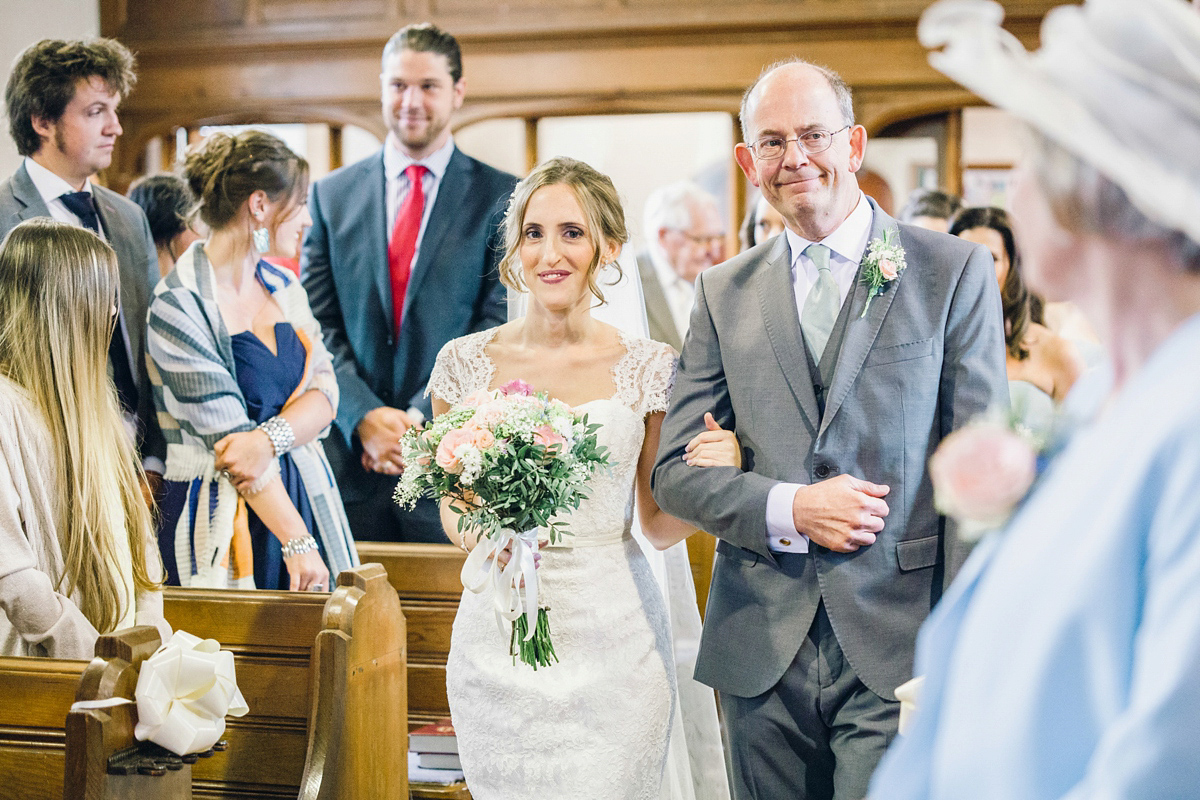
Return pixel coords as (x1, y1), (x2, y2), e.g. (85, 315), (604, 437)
(0, 627), (193, 800)
(163, 563), (406, 800)
(354, 543), (464, 731)
(0, 656), (88, 799)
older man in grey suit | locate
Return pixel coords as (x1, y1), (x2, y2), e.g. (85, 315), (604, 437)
(652, 60), (1007, 799)
(636, 181), (725, 350)
(0, 38), (164, 483)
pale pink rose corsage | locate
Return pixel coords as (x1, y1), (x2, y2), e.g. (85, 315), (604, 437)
(929, 415), (1039, 542)
(860, 227), (907, 318)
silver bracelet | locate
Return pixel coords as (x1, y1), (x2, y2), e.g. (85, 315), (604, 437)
(258, 415), (296, 456)
(280, 534), (318, 559)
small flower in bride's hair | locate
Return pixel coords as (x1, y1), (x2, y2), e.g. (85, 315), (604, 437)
(930, 418), (1037, 541)
(500, 379), (535, 396)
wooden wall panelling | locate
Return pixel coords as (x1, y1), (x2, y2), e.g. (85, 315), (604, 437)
(104, 2), (1053, 195)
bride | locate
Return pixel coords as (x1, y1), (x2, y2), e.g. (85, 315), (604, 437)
(428, 157), (739, 799)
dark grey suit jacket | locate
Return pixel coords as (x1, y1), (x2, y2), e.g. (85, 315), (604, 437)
(635, 250), (684, 351)
(301, 147), (517, 504)
(0, 163), (165, 464)
(652, 200), (1007, 701)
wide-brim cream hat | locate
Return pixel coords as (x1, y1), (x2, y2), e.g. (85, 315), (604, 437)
(919, 0), (1200, 244)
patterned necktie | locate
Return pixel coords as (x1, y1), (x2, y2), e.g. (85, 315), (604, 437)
(388, 164), (429, 335)
(801, 243), (838, 361)
(60, 191), (139, 415)
(59, 191), (101, 233)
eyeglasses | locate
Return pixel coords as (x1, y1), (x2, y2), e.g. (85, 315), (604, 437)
(748, 126), (851, 160)
(678, 232), (724, 247)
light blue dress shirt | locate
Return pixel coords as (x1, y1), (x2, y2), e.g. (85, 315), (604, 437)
(869, 312), (1200, 800)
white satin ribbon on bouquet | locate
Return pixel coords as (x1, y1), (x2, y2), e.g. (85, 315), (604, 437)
(133, 630), (249, 754)
(460, 527), (540, 641)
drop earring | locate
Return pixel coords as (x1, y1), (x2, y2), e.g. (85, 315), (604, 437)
(252, 223), (270, 254)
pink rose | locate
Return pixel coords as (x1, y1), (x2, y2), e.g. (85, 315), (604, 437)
(472, 427), (496, 450)
(472, 402), (506, 428)
(879, 258), (899, 281)
(532, 425), (566, 452)
(500, 379), (535, 396)
(435, 428), (474, 473)
(459, 390), (493, 409)
(929, 422), (1037, 536)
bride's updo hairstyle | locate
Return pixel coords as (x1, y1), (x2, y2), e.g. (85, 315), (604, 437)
(184, 130), (309, 232)
(498, 156), (628, 303)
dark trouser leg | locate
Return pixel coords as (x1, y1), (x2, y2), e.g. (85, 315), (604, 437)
(720, 602), (899, 800)
(343, 483), (445, 544)
(816, 606), (900, 799)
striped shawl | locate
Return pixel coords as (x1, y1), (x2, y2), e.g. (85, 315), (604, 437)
(146, 242), (356, 587)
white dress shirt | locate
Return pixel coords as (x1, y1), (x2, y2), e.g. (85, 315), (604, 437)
(383, 133), (455, 271)
(765, 193), (874, 553)
(24, 157), (100, 234)
(648, 245), (695, 340)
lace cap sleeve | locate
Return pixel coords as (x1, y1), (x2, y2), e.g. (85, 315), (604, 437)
(615, 336), (678, 417)
(426, 331), (496, 407)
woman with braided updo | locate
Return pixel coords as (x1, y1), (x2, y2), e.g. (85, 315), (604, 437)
(147, 130), (357, 591)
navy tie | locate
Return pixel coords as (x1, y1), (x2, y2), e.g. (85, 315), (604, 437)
(59, 191), (139, 416)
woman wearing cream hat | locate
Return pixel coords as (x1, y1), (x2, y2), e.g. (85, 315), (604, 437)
(869, 0), (1200, 798)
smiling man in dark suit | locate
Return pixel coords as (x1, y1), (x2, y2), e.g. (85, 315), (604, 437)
(302, 23), (517, 543)
(0, 38), (165, 491)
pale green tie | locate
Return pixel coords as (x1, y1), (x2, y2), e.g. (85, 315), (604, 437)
(801, 243), (838, 360)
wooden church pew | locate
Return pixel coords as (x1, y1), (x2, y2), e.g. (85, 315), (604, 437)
(354, 543), (472, 799)
(354, 543), (464, 731)
(162, 562), (407, 799)
(0, 626), (206, 800)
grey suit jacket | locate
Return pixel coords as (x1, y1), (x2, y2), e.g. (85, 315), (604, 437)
(302, 147), (517, 503)
(651, 200), (1007, 701)
(635, 250), (684, 351)
(0, 163), (165, 464)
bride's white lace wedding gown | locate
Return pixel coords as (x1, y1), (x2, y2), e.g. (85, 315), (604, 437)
(428, 327), (679, 800)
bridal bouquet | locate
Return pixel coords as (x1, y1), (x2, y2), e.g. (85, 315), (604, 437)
(394, 380), (609, 668)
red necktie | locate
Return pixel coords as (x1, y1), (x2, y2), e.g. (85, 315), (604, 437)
(388, 164), (428, 335)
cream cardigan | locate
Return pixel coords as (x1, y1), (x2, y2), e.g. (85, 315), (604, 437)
(0, 376), (162, 658)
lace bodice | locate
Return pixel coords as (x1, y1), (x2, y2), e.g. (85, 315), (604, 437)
(428, 328), (677, 546)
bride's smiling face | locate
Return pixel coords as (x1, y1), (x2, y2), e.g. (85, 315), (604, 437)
(520, 183), (617, 312)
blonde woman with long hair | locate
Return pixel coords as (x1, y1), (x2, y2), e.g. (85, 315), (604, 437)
(0, 218), (162, 658)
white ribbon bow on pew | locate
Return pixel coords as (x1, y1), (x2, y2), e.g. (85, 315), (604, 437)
(133, 630), (249, 754)
(69, 629), (249, 755)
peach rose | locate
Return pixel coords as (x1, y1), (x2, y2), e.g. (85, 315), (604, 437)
(435, 428), (474, 473)
(879, 258), (899, 281)
(472, 427), (496, 450)
(929, 421), (1037, 538)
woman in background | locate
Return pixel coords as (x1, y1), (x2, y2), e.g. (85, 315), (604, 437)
(148, 131), (356, 592)
(737, 193), (786, 252)
(950, 206), (1083, 430)
(127, 173), (205, 277)
(0, 219), (162, 658)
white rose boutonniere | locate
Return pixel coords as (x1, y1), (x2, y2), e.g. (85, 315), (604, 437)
(860, 227), (907, 318)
